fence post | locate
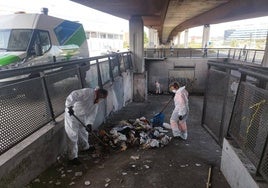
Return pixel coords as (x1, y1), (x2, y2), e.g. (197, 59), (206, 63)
(108, 56), (114, 82)
(233, 49), (236, 59)
(96, 59), (103, 89)
(252, 50), (257, 63)
(76, 64), (85, 88)
(40, 72), (55, 123)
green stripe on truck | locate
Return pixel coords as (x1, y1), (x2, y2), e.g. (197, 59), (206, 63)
(0, 55), (20, 66)
(65, 26), (86, 46)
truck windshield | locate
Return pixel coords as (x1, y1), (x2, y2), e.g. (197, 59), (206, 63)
(0, 29), (32, 51)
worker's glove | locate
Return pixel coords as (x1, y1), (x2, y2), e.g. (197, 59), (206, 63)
(171, 92), (175, 98)
(179, 115), (183, 121)
(86, 124), (92, 132)
(67, 106), (74, 116)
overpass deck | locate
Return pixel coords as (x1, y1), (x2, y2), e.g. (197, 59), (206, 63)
(27, 94), (230, 188)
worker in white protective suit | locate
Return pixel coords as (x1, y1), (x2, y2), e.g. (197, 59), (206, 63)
(170, 82), (189, 140)
(155, 81), (161, 94)
(64, 87), (108, 165)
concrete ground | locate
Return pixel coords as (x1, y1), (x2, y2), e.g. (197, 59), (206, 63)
(26, 94), (230, 188)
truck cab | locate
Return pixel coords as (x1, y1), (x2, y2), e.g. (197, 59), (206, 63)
(0, 13), (89, 70)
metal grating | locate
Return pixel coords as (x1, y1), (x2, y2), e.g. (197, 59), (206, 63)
(80, 64), (91, 87)
(85, 64), (99, 88)
(99, 60), (111, 84)
(0, 78), (51, 155)
(111, 56), (120, 77)
(203, 68), (228, 142)
(221, 71), (241, 141)
(124, 54), (132, 70)
(229, 82), (268, 169)
(120, 55), (127, 72)
(45, 68), (82, 117)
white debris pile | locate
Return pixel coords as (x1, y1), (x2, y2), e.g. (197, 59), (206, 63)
(99, 117), (172, 151)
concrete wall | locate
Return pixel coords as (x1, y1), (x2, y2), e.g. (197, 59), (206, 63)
(146, 57), (221, 94)
(221, 138), (267, 188)
(0, 117), (66, 188)
(133, 72), (147, 102)
(0, 71), (133, 188)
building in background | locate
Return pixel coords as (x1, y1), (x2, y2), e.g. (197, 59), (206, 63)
(224, 28), (268, 49)
(85, 30), (127, 57)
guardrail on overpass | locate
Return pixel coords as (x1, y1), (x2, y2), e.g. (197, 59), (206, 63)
(145, 48), (265, 65)
(0, 51), (133, 156)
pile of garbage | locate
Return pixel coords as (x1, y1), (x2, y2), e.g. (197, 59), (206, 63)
(99, 117), (172, 151)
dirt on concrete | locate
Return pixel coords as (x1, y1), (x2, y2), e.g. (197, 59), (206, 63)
(26, 95), (230, 188)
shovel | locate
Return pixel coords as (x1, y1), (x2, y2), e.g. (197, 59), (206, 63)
(67, 107), (108, 147)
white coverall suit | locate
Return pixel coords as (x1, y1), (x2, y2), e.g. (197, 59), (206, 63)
(64, 88), (97, 160)
(170, 86), (189, 140)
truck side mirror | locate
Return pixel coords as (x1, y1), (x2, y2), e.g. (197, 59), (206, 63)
(34, 43), (43, 56)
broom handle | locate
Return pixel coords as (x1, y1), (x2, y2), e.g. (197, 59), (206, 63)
(160, 96), (173, 113)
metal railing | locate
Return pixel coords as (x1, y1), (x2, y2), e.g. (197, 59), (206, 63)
(0, 51), (133, 155)
(202, 61), (268, 182)
(144, 48), (265, 65)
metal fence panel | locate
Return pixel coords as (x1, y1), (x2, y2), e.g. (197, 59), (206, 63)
(0, 52), (133, 155)
(221, 71), (241, 141)
(99, 60), (111, 84)
(229, 82), (268, 168)
(85, 64), (99, 88)
(203, 68), (228, 142)
(0, 78), (51, 154)
(111, 56), (120, 78)
(45, 69), (82, 117)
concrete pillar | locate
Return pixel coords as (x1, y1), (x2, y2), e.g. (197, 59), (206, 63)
(184, 29), (189, 48)
(148, 28), (158, 48)
(129, 16), (147, 102)
(202, 24), (210, 48)
(129, 16), (144, 73)
(262, 32), (268, 67)
(173, 32), (181, 47)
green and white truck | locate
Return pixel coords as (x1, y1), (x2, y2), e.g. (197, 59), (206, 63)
(0, 12), (89, 70)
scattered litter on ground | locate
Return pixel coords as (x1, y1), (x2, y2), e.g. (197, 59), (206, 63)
(84, 180), (91, 185)
(122, 172), (127, 175)
(105, 178), (111, 183)
(55, 181), (61, 185)
(75, 171), (83, 177)
(33, 179), (40, 183)
(144, 165), (150, 169)
(195, 163), (201, 167)
(61, 174), (66, 178)
(130, 155), (140, 160)
(180, 164), (189, 168)
(69, 182), (75, 186)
